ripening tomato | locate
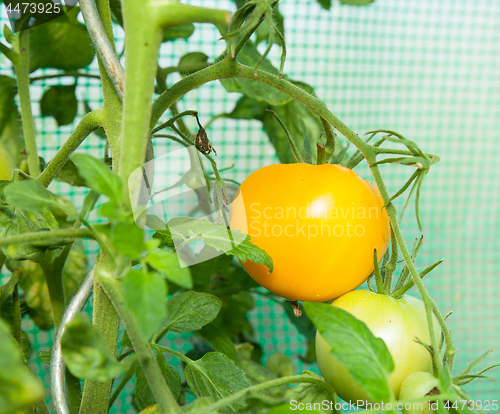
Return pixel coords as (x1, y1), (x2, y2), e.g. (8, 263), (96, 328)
(399, 372), (439, 414)
(229, 163), (391, 302)
(316, 290), (441, 403)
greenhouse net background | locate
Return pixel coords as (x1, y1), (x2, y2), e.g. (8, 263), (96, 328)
(0, 0), (499, 410)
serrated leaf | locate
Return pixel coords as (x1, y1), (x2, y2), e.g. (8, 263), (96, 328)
(168, 217), (273, 271)
(146, 249), (192, 289)
(198, 323), (239, 363)
(3, 179), (60, 212)
(29, 8), (95, 72)
(61, 314), (129, 381)
(123, 269), (167, 340)
(163, 291), (221, 333)
(304, 302), (394, 402)
(185, 352), (251, 413)
(111, 220), (145, 258)
(0, 319), (45, 412)
(40, 84), (78, 126)
(71, 154), (122, 204)
(220, 42), (292, 106)
(267, 351), (294, 378)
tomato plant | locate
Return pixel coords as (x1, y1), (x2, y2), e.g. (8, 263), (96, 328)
(230, 163), (391, 301)
(0, 0), (497, 413)
(315, 290), (441, 402)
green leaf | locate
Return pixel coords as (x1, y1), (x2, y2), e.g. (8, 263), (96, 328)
(220, 42), (292, 106)
(37, 349), (52, 365)
(123, 269), (167, 340)
(40, 84), (78, 126)
(133, 353), (181, 411)
(3, 179), (59, 212)
(185, 352), (251, 413)
(61, 240), (88, 300)
(146, 249), (192, 289)
(267, 351), (294, 378)
(71, 153), (122, 203)
(29, 8), (95, 72)
(304, 302), (394, 402)
(163, 24), (195, 42)
(225, 95), (268, 120)
(163, 291), (221, 333)
(16, 260), (54, 330)
(178, 52), (210, 75)
(0, 205), (60, 261)
(198, 323), (239, 363)
(261, 99), (321, 164)
(0, 318), (44, 412)
(111, 220), (145, 259)
(316, 0), (332, 10)
(169, 217), (273, 271)
(61, 314), (129, 382)
(54, 158), (87, 187)
(287, 371), (335, 413)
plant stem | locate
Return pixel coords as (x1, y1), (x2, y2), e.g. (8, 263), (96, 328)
(14, 31), (40, 177)
(189, 374), (337, 414)
(99, 276), (183, 414)
(118, 0), (163, 190)
(38, 109), (103, 187)
(320, 117), (335, 163)
(0, 228), (92, 248)
(30, 71), (101, 82)
(151, 4), (231, 30)
(383, 228), (398, 293)
(79, 255), (120, 414)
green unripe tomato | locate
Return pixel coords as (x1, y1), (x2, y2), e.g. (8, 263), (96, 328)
(399, 372), (439, 414)
(315, 290), (441, 404)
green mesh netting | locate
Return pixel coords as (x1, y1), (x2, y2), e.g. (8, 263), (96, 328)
(0, 0), (499, 411)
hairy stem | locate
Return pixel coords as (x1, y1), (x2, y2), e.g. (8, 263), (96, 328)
(99, 276), (183, 414)
(79, 255), (120, 414)
(14, 31), (40, 176)
(38, 110), (103, 187)
(0, 228), (92, 248)
(188, 374), (337, 414)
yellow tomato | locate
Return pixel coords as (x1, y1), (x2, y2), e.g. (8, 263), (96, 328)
(0, 144), (15, 180)
(229, 163), (391, 301)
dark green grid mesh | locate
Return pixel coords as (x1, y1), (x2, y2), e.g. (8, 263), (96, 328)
(1, 0), (499, 410)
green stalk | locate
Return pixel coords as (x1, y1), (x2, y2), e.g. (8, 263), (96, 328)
(12, 284), (21, 345)
(118, 0), (163, 188)
(79, 254), (120, 414)
(99, 276), (183, 414)
(150, 57), (454, 372)
(14, 31), (40, 177)
(0, 228), (92, 248)
(38, 109), (103, 187)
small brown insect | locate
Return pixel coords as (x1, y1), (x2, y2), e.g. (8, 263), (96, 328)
(195, 115), (217, 156)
